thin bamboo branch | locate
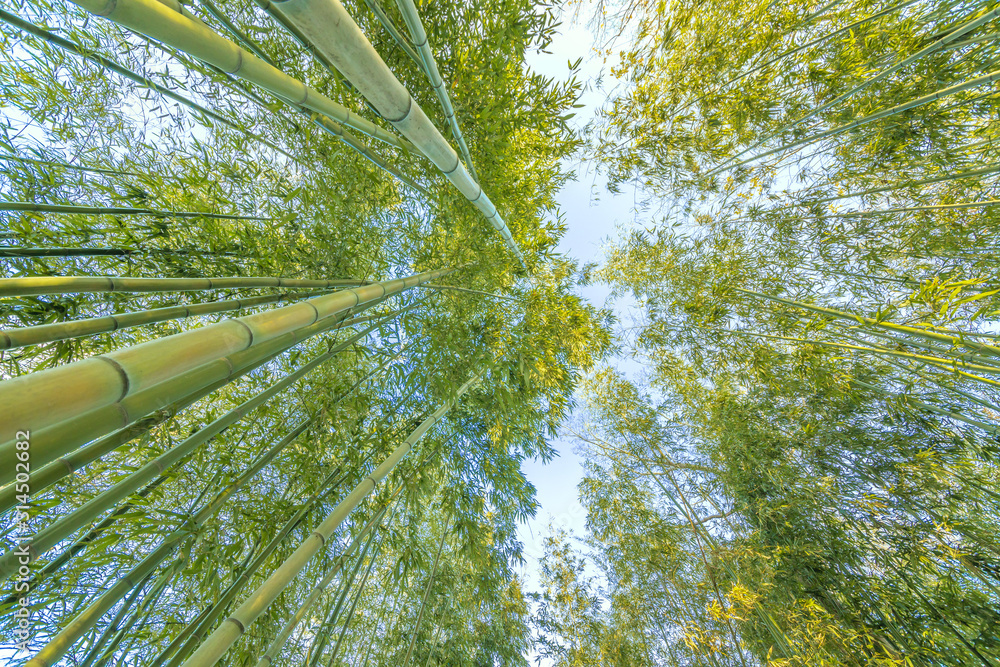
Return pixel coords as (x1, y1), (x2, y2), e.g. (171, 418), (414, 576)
(417, 283), (520, 302)
(360, 0), (423, 69)
(402, 512), (450, 664)
(0, 201), (268, 220)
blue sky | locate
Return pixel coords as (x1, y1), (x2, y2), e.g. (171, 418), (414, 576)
(516, 8), (643, 645)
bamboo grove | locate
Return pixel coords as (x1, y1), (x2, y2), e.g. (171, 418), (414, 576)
(0, 0), (609, 663)
(529, 0), (1000, 665)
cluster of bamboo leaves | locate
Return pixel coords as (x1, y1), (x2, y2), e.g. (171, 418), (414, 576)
(533, 0), (1000, 665)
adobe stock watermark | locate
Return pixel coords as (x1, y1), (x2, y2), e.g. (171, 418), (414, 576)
(11, 429), (32, 652)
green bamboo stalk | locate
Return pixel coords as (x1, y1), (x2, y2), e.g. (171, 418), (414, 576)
(66, 0), (410, 150)
(0, 247), (240, 258)
(77, 561), (162, 667)
(0, 153), (159, 179)
(402, 512), (450, 664)
(0, 314), (391, 581)
(22, 420), (311, 667)
(0, 291), (320, 350)
(306, 528), (378, 667)
(0, 201), (269, 220)
(0, 267), (450, 479)
(154, 463), (354, 667)
(0, 9), (299, 162)
(418, 283), (520, 302)
(271, 0), (527, 268)
(709, 6), (1000, 176)
(359, 0), (423, 69)
(0, 275), (364, 298)
(0, 300), (419, 516)
(179, 369), (483, 667)
(325, 544), (381, 666)
(394, 0), (479, 183)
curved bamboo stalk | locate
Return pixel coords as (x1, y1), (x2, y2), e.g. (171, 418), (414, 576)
(393, 0), (478, 183)
(0, 291), (319, 350)
(0, 275), (364, 298)
(271, 0), (527, 268)
(0, 267), (450, 478)
(179, 369), (483, 667)
(0, 201), (269, 220)
(65, 0), (411, 151)
(0, 8), (299, 163)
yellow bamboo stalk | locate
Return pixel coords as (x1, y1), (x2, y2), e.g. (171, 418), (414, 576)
(0, 269), (450, 483)
(179, 370), (483, 667)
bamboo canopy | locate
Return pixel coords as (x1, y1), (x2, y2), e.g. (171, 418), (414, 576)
(271, 0), (528, 269)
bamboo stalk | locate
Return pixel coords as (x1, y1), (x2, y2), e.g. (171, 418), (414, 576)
(0, 299), (405, 491)
(179, 369), (483, 666)
(0, 8), (299, 162)
(418, 283), (520, 302)
(393, 0), (479, 182)
(0, 291), (319, 350)
(0, 201), (269, 220)
(325, 543), (381, 665)
(402, 513), (450, 663)
(0, 267), (450, 478)
(23, 421), (311, 667)
(271, 0), (527, 268)
(0, 275), (365, 298)
(66, 0), (411, 150)
(0, 309), (402, 515)
(360, 0), (423, 69)
(0, 317), (398, 582)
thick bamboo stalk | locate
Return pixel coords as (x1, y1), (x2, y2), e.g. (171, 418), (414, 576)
(179, 370), (483, 667)
(0, 316), (392, 582)
(271, 0), (527, 268)
(0, 275), (364, 298)
(0, 9), (298, 162)
(393, 0), (478, 183)
(0, 267), (449, 479)
(0, 309), (402, 515)
(0, 299), (408, 491)
(0, 201), (269, 220)
(22, 422), (310, 667)
(65, 0), (411, 150)
(0, 291), (318, 350)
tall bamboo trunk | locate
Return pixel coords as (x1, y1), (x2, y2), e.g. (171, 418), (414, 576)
(271, 0), (527, 268)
